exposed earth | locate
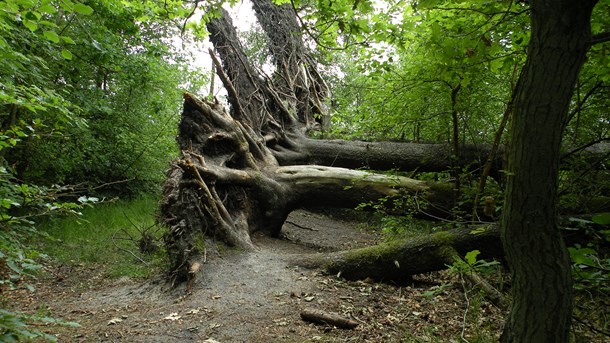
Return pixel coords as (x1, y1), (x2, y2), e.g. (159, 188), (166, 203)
(8, 210), (510, 342)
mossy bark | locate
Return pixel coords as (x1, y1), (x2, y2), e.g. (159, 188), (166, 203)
(297, 225), (502, 282)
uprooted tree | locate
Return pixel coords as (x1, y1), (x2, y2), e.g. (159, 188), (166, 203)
(159, 0), (608, 288)
(159, 0), (508, 284)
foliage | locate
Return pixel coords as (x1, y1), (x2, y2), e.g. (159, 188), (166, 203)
(566, 214), (610, 339)
(38, 195), (165, 279)
(449, 250), (501, 276)
(0, 165), (92, 341)
(1, 0), (208, 197)
(318, 2), (528, 144)
(0, 309), (80, 343)
(567, 214), (610, 293)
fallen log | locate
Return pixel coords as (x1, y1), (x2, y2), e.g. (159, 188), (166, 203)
(295, 224), (503, 283)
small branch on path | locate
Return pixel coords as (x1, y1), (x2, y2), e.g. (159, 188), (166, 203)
(300, 308), (359, 329)
(286, 220), (320, 231)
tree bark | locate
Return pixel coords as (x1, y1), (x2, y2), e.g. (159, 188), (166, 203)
(297, 224), (502, 283)
(499, 1), (598, 342)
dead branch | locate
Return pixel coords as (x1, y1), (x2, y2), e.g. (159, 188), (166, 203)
(300, 308), (359, 329)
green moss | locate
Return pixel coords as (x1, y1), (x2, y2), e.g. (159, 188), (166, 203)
(431, 230), (455, 245)
(342, 239), (404, 262)
(431, 231), (457, 260)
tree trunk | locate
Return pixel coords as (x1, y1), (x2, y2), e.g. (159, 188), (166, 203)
(499, 1), (598, 342)
(297, 224), (502, 283)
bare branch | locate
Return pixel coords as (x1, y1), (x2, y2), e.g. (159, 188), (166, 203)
(591, 31), (610, 45)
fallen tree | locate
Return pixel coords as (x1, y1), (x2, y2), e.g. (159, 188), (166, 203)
(161, 4), (488, 283)
(160, 1), (608, 284)
(161, 93), (459, 282)
(295, 224), (502, 283)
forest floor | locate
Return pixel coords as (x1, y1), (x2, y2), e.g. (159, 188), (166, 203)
(8, 209), (509, 342)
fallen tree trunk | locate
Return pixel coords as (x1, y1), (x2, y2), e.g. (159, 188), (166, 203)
(295, 224), (502, 283)
(277, 138), (503, 175)
(161, 94), (456, 283)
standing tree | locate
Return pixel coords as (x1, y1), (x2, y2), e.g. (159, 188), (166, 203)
(499, 1), (606, 341)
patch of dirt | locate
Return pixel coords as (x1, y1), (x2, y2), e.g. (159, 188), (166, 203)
(6, 210), (508, 342)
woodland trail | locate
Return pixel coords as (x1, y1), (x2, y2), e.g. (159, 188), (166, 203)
(12, 210), (505, 342)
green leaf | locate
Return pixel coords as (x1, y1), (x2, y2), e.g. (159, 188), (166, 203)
(568, 247), (597, 265)
(469, 227), (486, 235)
(61, 49), (73, 60)
(59, 0), (74, 11)
(465, 250), (480, 266)
(61, 36), (76, 44)
(25, 11), (40, 20)
(73, 3), (94, 15)
(592, 213), (610, 225)
(43, 31), (60, 43)
(38, 4), (57, 14)
(6, 259), (22, 274)
(23, 20), (38, 32)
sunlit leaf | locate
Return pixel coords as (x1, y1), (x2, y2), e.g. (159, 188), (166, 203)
(38, 4), (57, 14)
(465, 250), (480, 266)
(43, 30), (60, 43)
(61, 49), (73, 60)
(23, 20), (38, 32)
(61, 36), (76, 44)
(73, 3), (94, 15)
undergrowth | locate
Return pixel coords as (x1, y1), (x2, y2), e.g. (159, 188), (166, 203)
(37, 195), (166, 279)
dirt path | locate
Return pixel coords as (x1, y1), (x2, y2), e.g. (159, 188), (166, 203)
(12, 210), (506, 342)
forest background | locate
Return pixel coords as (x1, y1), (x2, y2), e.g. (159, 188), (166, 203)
(1, 0), (609, 341)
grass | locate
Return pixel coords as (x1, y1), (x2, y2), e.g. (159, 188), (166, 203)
(37, 194), (166, 279)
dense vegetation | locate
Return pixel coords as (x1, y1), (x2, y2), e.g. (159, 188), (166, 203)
(1, 0), (609, 341)
(0, 0), (208, 339)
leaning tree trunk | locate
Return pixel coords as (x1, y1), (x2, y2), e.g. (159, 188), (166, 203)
(499, 1), (598, 342)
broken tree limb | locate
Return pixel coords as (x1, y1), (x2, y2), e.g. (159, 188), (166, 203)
(300, 308), (359, 329)
(462, 271), (508, 309)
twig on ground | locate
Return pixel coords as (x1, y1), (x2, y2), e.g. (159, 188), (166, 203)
(286, 220), (320, 231)
(301, 308), (359, 329)
(460, 273), (471, 343)
(111, 230), (149, 266)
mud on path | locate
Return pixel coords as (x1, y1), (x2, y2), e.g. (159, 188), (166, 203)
(11, 210), (505, 342)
